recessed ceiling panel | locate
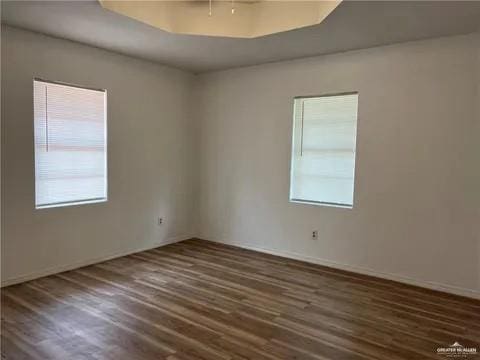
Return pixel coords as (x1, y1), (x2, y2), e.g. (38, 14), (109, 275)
(99, 0), (342, 38)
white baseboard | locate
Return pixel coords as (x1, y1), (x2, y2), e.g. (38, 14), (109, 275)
(1, 235), (192, 287)
(4, 234), (479, 301)
(204, 238), (480, 300)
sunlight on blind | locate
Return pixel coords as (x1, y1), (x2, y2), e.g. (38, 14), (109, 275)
(290, 93), (358, 208)
(33, 79), (107, 208)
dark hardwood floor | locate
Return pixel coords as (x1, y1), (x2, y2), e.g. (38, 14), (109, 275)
(1, 239), (479, 359)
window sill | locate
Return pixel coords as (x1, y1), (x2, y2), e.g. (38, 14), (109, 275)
(289, 199), (353, 209)
(35, 198), (107, 210)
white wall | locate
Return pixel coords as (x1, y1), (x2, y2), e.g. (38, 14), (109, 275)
(196, 33), (480, 298)
(1, 26), (196, 285)
(0, 8), (2, 286)
(476, 34), (480, 292)
(2, 25), (479, 298)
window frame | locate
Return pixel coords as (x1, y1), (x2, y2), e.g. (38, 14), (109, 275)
(289, 91), (359, 209)
(33, 78), (108, 210)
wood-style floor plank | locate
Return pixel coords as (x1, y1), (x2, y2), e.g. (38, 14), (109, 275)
(2, 238), (479, 359)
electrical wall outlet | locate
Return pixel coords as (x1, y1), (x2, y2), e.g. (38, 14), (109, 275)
(312, 230), (318, 239)
(157, 217), (163, 225)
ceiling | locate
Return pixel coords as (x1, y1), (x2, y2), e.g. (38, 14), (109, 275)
(2, 1), (480, 73)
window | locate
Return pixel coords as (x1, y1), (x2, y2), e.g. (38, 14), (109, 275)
(33, 79), (107, 209)
(290, 93), (358, 208)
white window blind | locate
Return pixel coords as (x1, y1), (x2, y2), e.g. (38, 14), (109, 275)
(290, 93), (358, 208)
(33, 79), (107, 209)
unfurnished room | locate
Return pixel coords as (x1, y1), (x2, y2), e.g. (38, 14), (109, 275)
(1, 1), (480, 359)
